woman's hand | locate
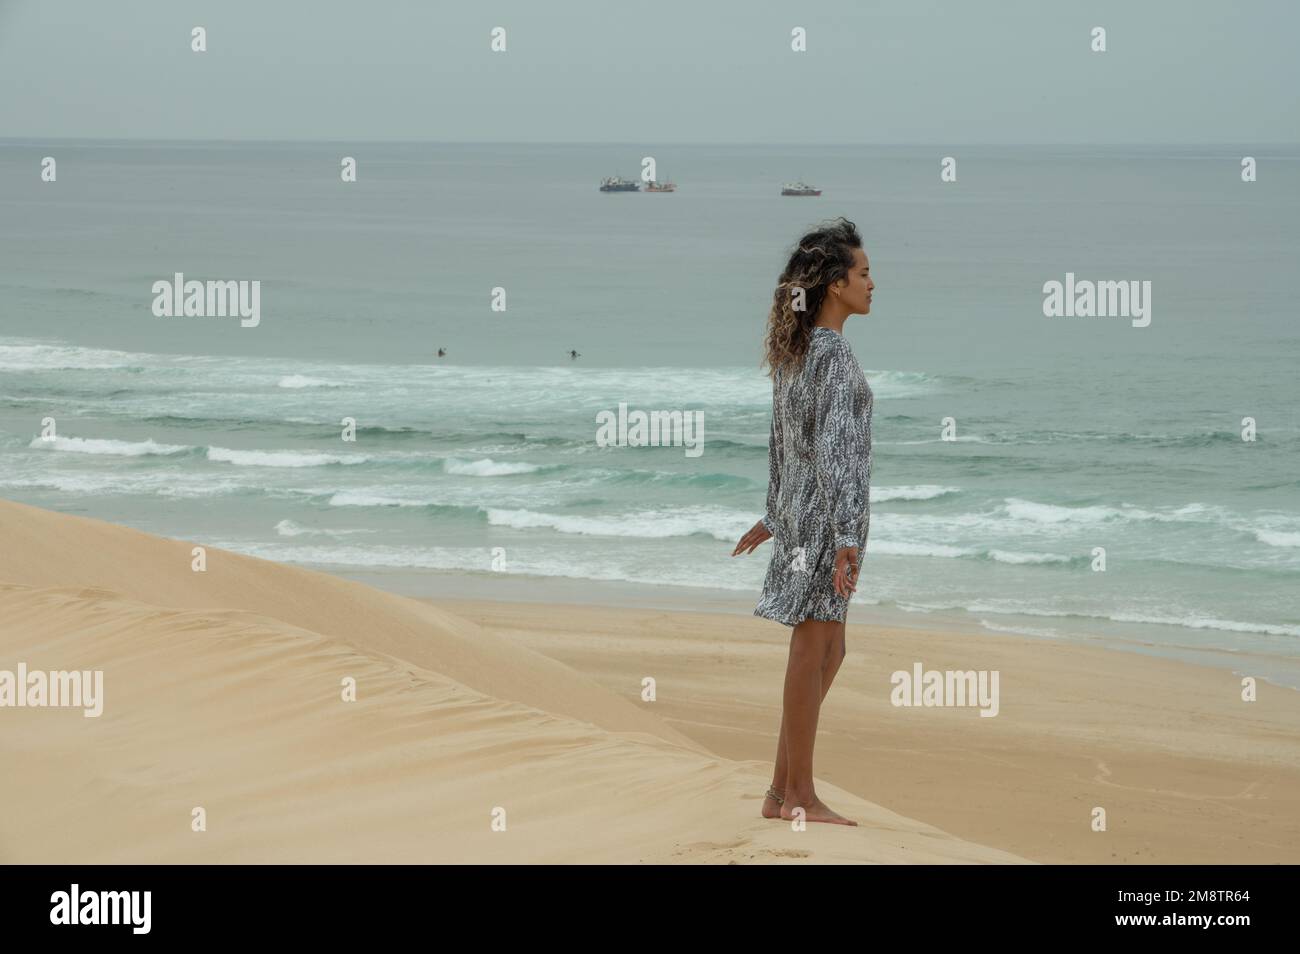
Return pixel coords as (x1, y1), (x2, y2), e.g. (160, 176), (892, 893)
(731, 520), (772, 556)
(833, 546), (860, 598)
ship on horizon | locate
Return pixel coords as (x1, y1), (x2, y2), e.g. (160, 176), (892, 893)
(599, 176), (640, 192)
(645, 176), (676, 192)
(781, 180), (822, 196)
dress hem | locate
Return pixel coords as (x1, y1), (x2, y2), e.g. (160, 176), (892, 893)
(752, 607), (849, 627)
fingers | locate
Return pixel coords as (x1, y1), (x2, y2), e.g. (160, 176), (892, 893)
(732, 531), (758, 556)
(732, 521), (773, 556)
(833, 545), (860, 597)
(833, 558), (859, 598)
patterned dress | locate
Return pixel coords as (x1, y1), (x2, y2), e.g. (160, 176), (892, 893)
(753, 327), (874, 626)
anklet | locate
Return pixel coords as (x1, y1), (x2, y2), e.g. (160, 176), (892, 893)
(765, 785), (785, 805)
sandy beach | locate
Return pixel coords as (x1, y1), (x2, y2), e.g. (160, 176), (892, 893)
(1, 497), (1297, 864)
(439, 599), (1300, 864)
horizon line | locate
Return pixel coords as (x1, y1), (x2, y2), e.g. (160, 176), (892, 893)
(2, 137), (1297, 148)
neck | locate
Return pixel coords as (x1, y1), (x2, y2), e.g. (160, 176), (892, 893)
(813, 302), (850, 334)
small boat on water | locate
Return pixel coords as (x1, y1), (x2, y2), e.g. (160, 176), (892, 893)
(599, 176), (640, 192)
(781, 181), (822, 196)
(645, 177), (676, 192)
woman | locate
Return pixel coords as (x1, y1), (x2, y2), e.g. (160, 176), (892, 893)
(731, 217), (874, 827)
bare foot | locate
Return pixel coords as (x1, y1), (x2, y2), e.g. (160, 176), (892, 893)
(780, 796), (858, 826)
(761, 788), (784, 819)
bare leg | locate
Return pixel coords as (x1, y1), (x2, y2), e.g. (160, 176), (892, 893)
(767, 618), (856, 826)
(762, 621), (845, 817)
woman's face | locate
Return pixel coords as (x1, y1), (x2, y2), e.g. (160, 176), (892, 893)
(837, 248), (874, 315)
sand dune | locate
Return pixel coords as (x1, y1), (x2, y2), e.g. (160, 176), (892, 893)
(0, 499), (1028, 863)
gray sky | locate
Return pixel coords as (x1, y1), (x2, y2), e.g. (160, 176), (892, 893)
(1, 0), (1296, 143)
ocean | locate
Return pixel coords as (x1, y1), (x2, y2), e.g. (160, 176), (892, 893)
(2, 141), (1298, 684)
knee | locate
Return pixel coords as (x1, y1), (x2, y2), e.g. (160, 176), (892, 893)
(790, 634), (825, 661)
(790, 631), (831, 661)
(831, 627), (847, 663)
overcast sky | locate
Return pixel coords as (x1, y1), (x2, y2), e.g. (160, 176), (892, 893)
(1, 0), (1295, 143)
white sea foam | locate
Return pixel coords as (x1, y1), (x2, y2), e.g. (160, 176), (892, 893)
(870, 540), (973, 558)
(277, 374), (334, 389)
(888, 435), (991, 444)
(917, 599), (1300, 639)
(976, 620), (1068, 639)
(1255, 529), (1300, 548)
(0, 474), (129, 493)
(867, 540), (1071, 563)
(27, 436), (190, 456)
(0, 342), (149, 370)
(207, 447), (371, 468)
(205, 541), (486, 570)
(0, 470), (252, 499)
(872, 484), (960, 501)
(985, 549), (1073, 565)
(327, 490), (441, 508)
(273, 519), (375, 538)
(485, 506), (748, 541)
(1108, 612), (1300, 638)
(443, 457), (541, 476)
(1001, 497), (1222, 526)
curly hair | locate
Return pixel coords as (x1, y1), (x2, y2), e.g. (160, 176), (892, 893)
(761, 217), (863, 378)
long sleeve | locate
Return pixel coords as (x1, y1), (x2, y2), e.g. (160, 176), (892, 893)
(761, 380), (783, 534)
(814, 343), (869, 551)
